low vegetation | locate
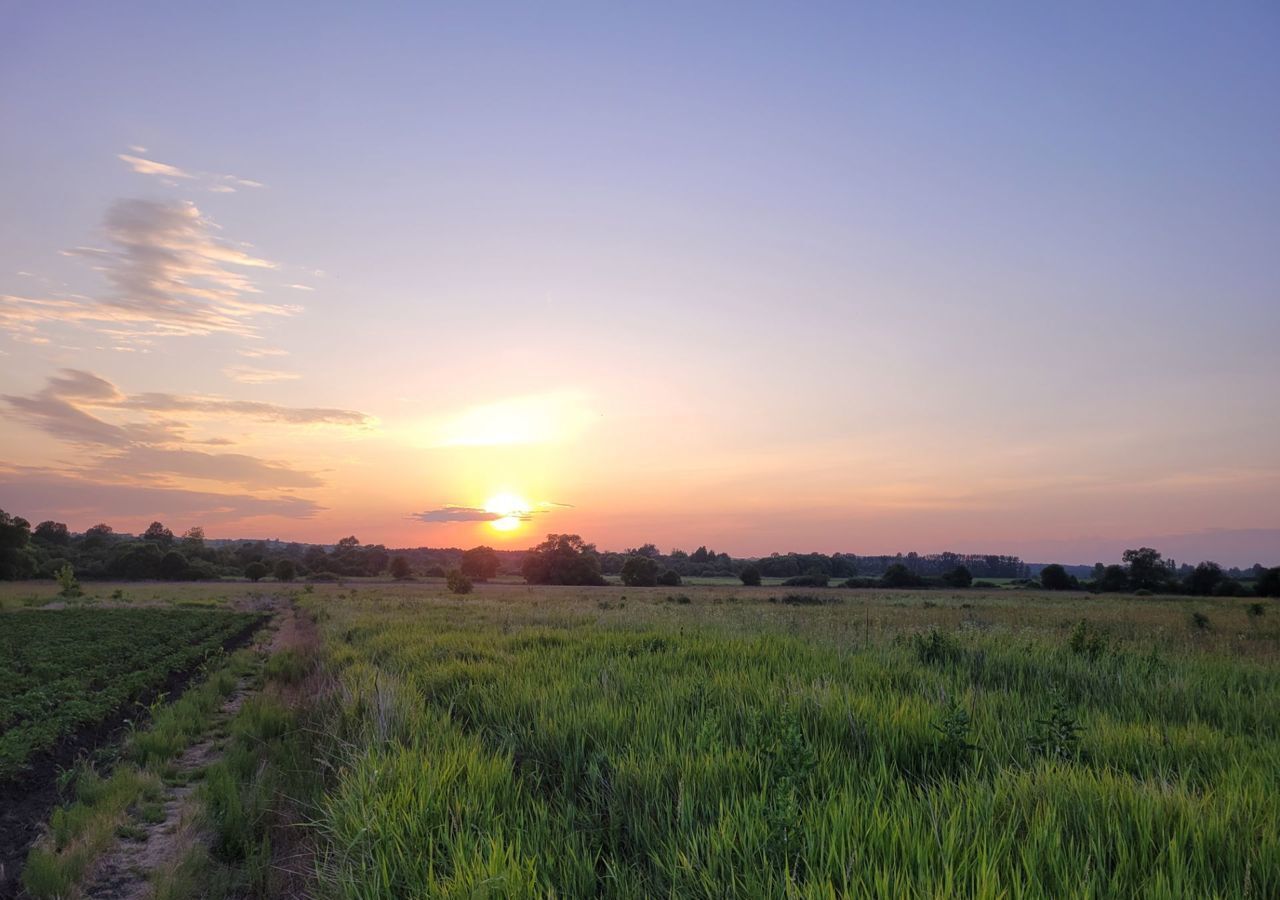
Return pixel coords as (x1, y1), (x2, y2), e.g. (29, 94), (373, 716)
(0, 608), (262, 779)
(296, 584), (1279, 897)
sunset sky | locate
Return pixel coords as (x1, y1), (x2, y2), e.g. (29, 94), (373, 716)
(2, 3), (1278, 565)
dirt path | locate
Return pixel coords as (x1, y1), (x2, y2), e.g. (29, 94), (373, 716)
(81, 601), (319, 900)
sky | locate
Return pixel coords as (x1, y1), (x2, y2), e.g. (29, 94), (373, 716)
(1, 2), (1278, 566)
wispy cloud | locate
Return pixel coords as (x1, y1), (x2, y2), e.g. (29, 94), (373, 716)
(4, 197), (297, 342)
(2, 370), (373, 492)
(118, 151), (265, 193)
(223, 365), (300, 384)
(0, 466), (322, 522)
(118, 153), (195, 180)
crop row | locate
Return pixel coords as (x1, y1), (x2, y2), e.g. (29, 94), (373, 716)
(0, 608), (263, 779)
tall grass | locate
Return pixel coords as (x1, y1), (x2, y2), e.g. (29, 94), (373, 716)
(302, 590), (1280, 898)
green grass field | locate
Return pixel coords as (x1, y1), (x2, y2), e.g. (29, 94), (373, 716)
(5, 582), (1277, 897)
(294, 582), (1278, 898)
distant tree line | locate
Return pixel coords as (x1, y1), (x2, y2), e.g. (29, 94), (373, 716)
(1, 509), (1277, 597)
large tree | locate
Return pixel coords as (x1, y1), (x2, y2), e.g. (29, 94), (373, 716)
(1039, 564), (1074, 591)
(461, 546), (501, 580)
(1123, 547), (1172, 591)
(521, 534), (606, 586)
(620, 555), (659, 587)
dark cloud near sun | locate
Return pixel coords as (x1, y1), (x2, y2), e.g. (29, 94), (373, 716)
(409, 506), (504, 523)
(409, 501), (573, 524)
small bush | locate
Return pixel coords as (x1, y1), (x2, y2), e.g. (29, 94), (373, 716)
(842, 577), (878, 589)
(910, 629), (961, 665)
(665, 594), (691, 604)
(56, 564), (81, 598)
(1247, 602), (1265, 619)
(244, 561), (268, 582)
(1190, 611), (1210, 631)
(932, 695), (975, 771)
(424, 565), (447, 578)
(1067, 619), (1107, 660)
(446, 570), (473, 595)
(1028, 691), (1081, 762)
(739, 565), (762, 587)
(1134, 588), (1153, 597)
(657, 569), (682, 587)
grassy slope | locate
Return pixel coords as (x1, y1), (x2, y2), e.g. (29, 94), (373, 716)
(301, 584), (1279, 898)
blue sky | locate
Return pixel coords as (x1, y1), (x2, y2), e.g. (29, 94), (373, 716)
(1, 2), (1278, 564)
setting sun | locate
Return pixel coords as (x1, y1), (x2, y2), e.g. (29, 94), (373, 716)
(485, 492), (531, 532)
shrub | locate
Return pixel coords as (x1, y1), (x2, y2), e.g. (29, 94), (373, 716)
(1211, 579), (1246, 597)
(273, 559), (297, 582)
(657, 569), (682, 586)
(1028, 691), (1081, 762)
(1133, 588), (1152, 597)
(842, 577), (878, 589)
(1190, 611), (1210, 631)
(1247, 602), (1265, 620)
(941, 565), (973, 588)
(739, 565), (762, 587)
(55, 564), (81, 598)
(910, 629), (961, 665)
(244, 561), (268, 582)
(881, 563), (924, 588)
(446, 570), (473, 595)
(772, 593), (841, 606)
(389, 556), (413, 580)
(424, 565), (447, 578)
(1039, 564), (1075, 591)
(1067, 619), (1106, 660)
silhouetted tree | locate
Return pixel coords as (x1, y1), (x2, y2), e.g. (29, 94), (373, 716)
(143, 521), (175, 548)
(0, 509), (34, 579)
(942, 565), (973, 588)
(521, 534), (606, 586)
(33, 520), (71, 547)
(1185, 561), (1224, 596)
(739, 564), (762, 587)
(658, 569), (682, 586)
(461, 546), (501, 580)
(274, 558), (297, 582)
(1040, 564), (1074, 591)
(1257, 567), (1280, 598)
(881, 563), (923, 588)
(447, 569), (473, 594)
(1123, 547), (1172, 592)
(245, 561), (269, 582)
(621, 555), (660, 587)
(159, 550), (189, 580)
(390, 555), (413, 580)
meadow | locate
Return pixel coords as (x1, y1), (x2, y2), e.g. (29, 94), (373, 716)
(299, 582), (1278, 898)
(4, 581), (1277, 898)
